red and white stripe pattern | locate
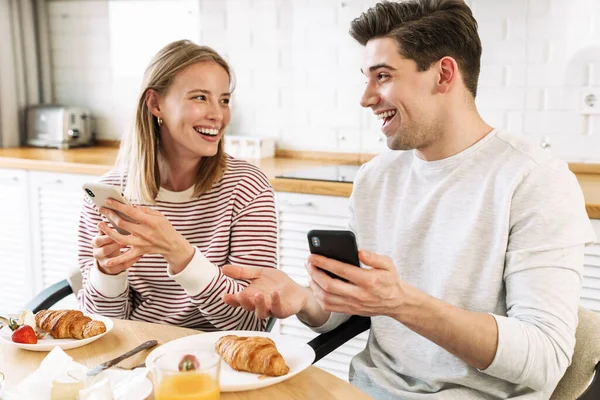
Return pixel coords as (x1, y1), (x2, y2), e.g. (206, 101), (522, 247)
(77, 156), (278, 331)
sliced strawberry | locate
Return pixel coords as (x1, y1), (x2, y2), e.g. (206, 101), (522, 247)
(12, 325), (38, 344)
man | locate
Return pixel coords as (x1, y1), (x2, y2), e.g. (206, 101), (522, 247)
(222, 0), (597, 398)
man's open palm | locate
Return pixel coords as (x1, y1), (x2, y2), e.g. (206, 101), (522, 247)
(222, 265), (308, 320)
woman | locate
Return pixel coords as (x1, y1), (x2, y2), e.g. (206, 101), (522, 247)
(77, 40), (277, 332)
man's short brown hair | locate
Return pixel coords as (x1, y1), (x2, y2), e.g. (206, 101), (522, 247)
(350, 0), (482, 98)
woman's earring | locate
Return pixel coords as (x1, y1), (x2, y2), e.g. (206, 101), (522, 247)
(157, 117), (163, 126)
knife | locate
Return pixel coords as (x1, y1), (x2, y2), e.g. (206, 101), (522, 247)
(87, 339), (158, 376)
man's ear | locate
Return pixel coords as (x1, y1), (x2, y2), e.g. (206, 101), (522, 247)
(437, 56), (458, 94)
(145, 89), (162, 118)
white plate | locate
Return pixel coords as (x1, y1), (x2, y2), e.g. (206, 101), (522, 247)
(145, 330), (315, 392)
(0, 314), (113, 351)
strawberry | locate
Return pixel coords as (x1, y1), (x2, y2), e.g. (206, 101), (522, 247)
(178, 354), (200, 371)
(12, 325), (38, 344)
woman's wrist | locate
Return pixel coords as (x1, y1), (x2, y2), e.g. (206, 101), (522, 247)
(97, 264), (113, 275)
(165, 240), (196, 274)
(96, 259), (120, 276)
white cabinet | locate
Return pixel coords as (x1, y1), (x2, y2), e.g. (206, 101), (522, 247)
(28, 172), (95, 294)
(274, 192), (369, 381)
(0, 169), (99, 313)
(0, 169), (34, 313)
(580, 219), (600, 312)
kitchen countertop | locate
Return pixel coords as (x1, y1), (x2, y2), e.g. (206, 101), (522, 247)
(0, 146), (349, 177)
(0, 146), (599, 219)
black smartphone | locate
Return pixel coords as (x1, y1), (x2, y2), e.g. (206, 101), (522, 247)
(307, 230), (360, 280)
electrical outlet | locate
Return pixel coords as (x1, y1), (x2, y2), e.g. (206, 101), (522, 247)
(580, 88), (600, 115)
(540, 135), (551, 150)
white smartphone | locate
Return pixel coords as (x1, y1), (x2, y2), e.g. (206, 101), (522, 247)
(82, 182), (136, 235)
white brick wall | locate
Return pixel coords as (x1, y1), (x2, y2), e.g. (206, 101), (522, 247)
(48, 0), (600, 162)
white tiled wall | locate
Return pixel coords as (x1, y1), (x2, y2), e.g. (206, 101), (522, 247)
(48, 0), (600, 162)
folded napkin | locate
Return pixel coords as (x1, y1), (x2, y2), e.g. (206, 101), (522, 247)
(4, 347), (150, 400)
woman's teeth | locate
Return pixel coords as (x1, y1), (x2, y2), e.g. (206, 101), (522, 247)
(195, 127), (219, 136)
(377, 110), (397, 120)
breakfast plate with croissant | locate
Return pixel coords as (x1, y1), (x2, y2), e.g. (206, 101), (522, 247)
(145, 330), (315, 392)
(0, 309), (112, 351)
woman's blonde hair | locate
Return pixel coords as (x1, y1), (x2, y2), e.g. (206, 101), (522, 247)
(117, 40), (233, 204)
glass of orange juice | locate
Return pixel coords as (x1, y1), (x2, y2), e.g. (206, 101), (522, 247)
(153, 349), (221, 400)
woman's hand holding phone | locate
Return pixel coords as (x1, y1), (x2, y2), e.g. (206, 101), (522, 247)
(92, 233), (140, 275)
(96, 199), (195, 274)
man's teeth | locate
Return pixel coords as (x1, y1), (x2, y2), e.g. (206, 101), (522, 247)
(376, 110), (397, 120)
(195, 127), (219, 136)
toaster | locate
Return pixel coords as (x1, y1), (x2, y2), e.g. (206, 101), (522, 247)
(25, 105), (94, 149)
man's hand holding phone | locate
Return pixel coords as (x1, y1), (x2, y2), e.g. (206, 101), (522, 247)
(305, 230), (410, 319)
(307, 250), (409, 319)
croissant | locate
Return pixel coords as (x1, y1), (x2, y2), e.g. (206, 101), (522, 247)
(215, 335), (289, 377)
(35, 310), (106, 339)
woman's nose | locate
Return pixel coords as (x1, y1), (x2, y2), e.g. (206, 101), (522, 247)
(206, 102), (223, 122)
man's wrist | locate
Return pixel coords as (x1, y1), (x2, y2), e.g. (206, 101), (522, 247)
(389, 281), (428, 324)
(297, 287), (330, 327)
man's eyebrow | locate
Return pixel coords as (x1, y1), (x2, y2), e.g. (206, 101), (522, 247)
(360, 63), (398, 74)
(188, 89), (231, 96)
